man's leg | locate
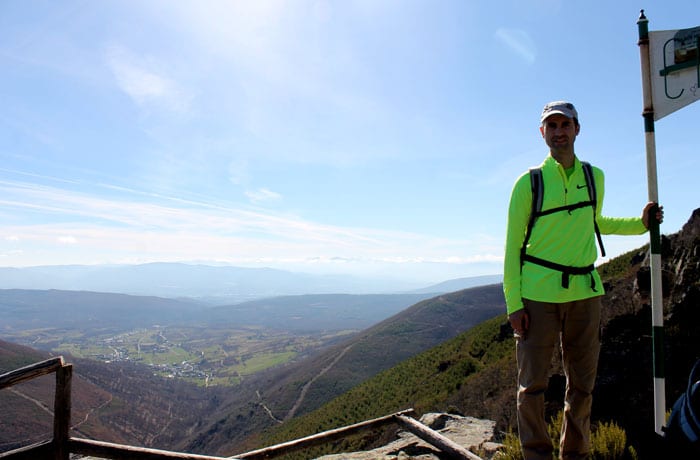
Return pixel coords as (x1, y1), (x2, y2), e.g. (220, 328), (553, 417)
(559, 296), (602, 460)
(518, 299), (561, 460)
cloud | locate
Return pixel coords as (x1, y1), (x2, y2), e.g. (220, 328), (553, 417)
(105, 44), (192, 113)
(0, 178), (501, 279)
(245, 188), (282, 204)
(495, 28), (536, 64)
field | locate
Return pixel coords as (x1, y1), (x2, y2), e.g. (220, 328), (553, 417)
(3, 325), (355, 386)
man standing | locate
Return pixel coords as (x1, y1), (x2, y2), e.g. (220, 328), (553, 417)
(503, 101), (662, 460)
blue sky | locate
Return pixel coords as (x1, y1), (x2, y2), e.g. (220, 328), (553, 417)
(1, 1), (698, 285)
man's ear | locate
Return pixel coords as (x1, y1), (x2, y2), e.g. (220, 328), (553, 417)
(539, 125), (545, 137)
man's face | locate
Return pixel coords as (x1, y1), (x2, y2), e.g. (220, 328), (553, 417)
(540, 114), (580, 153)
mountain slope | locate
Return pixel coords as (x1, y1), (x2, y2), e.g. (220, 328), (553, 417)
(0, 342), (117, 451)
(250, 314), (512, 459)
(184, 283), (506, 455)
(0, 340), (231, 453)
(202, 293), (437, 332)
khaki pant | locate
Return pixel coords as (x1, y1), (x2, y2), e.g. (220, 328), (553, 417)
(516, 297), (602, 460)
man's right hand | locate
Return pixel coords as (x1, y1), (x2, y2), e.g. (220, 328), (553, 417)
(508, 309), (530, 338)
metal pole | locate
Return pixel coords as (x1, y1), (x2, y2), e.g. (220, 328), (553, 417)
(637, 9), (666, 435)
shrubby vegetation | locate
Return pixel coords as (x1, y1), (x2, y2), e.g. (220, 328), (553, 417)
(259, 315), (513, 457)
(495, 412), (637, 460)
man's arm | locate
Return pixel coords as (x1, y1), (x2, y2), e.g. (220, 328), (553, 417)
(503, 173), (531, 315)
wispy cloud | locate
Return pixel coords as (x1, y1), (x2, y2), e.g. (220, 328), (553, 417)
(57, 236), (78, 245)
(245, 188), (282, 204)
(105, 44), (192, 113)
(495, 28), (537, 64)
(0, 179), (500, 276)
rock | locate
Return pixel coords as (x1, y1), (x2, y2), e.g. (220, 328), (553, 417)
(316, 413), (502, 459)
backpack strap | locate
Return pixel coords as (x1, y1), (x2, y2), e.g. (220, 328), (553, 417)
(522, 254), (597, 291)
(581, 161), (606, 257)
(519, 162), (605, 290)
(520, 167), (543, 267)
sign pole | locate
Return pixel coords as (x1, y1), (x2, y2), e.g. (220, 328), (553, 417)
(637, 9), (666, 435)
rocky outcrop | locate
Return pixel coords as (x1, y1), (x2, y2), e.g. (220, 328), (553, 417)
(316, 413), (501, 460)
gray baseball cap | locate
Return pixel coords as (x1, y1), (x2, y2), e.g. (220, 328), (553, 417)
(540, 101), (578, 123)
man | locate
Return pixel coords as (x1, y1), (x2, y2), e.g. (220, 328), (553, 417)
(503, 101), (662, 460)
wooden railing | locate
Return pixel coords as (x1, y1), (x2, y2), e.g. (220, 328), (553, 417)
(0, 357), (481, 460)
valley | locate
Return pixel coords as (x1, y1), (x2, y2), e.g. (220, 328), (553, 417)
(3, 325), (355, 387)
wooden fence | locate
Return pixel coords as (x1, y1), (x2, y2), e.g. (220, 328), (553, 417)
(0, 357), (482, 460)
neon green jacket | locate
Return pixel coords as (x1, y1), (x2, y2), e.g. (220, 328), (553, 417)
(503, 154), (647, 315)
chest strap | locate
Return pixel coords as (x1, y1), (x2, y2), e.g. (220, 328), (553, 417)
(522, 254), (598, 291)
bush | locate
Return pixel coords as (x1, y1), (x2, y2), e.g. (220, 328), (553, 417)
(590, 421), (627, 460)
(493, 428), (523, 460)
(497, 413), (634, 460)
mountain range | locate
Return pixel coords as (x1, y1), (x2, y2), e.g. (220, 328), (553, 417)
(0, 263), (501, 303)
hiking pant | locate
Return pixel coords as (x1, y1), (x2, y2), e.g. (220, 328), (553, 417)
(516, 297), (602, 460)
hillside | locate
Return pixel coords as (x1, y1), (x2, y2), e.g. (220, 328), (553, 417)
(0, 340), (235, 453)
(233, 208), (700, 459)
(184, 283), (506, 454)
(0, 342), (116, 451)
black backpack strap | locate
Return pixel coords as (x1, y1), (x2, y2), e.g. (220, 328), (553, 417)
(581, 161), (606, 257)
(519, 162), (604, 292)
(520, 167), (543, 266)
(523, 254), (598, 291)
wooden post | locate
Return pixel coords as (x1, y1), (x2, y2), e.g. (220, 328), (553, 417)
(53, 363), (72, 460)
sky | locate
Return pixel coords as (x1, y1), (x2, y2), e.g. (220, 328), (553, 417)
(1, 0), (699, 285)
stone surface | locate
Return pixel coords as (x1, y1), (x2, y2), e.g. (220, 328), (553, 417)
(316, 413), (502, 459)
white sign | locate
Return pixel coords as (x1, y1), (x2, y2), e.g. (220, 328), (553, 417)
(649, 26), (700, 121)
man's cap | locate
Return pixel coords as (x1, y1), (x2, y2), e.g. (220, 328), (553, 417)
(540, 101), (578, 123)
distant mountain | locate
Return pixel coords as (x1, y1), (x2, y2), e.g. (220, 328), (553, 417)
(0, 289), (203, 332)
(0, 263), (425, 302)
(203, 293), (437, 332)
(411, 274), (502, 294)
(0, 289), (438, 336)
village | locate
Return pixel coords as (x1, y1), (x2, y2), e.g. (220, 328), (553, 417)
(93, 328), (212, 383)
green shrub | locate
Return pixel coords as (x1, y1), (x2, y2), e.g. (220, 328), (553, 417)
(547, 410), (564, 457)
(590, 421), (626, 460)
(498, 413), (633, 460)
(493, 428), (523, 460)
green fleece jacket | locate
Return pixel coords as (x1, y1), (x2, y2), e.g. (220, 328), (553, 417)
(503, 155), (647, 315)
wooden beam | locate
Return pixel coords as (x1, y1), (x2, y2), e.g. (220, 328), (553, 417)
(393, 414), (483, 460)
(233, 409), (416, 459)
(0, 440), (54, 460)
(0, 357), (64, 389)
(70, 438), (236, 460)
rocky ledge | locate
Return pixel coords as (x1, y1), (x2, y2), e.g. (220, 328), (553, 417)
(317, 413), (502, 460)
